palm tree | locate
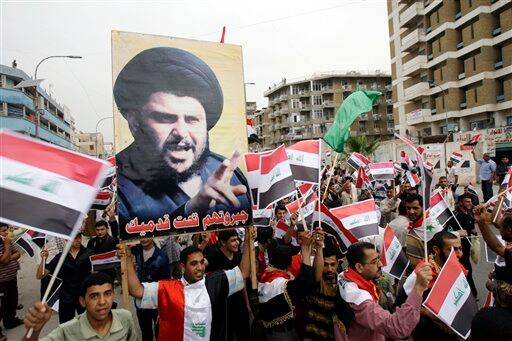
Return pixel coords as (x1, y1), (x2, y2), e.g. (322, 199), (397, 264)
(343, 135), (380, 159)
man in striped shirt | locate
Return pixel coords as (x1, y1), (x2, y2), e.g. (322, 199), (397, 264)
(0, 223), (23, 331)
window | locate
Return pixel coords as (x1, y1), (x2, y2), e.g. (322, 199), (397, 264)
(470, 120), (486, 130)
(313, 109), (323, 120)
(474, 88), (478, 103)
(506, 116), (512, 126)
(292, 87), (299, 95)
(439, 67), (444, 81)
(387, 121), (394, 129)
(312, 83), (322, 91)
(313, 95), (322, 106)
(291, 99), (300, 109)
(89, 145), (94, 150)
(470, 24), (474, 39)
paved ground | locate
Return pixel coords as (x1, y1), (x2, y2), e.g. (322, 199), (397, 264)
(1, 185), (502, 340)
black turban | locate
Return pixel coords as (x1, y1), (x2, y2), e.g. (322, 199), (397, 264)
(113, 47), (224, 131)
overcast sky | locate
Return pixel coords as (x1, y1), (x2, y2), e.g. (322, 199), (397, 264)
(1, 0), (390, 143)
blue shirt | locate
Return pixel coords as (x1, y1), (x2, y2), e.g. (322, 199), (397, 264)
(477, 159), (497, 181)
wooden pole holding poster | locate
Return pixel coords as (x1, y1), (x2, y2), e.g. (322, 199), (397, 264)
(119, 243), (130, 310)
(248, 227), (257, 289)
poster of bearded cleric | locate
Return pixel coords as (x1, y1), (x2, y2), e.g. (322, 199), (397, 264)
(112, 31), (252, 240)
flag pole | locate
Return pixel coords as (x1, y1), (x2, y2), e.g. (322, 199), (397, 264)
(318, 140), (322, 232)
(26, 235), (75, 338)
(119, 243), (130, 310)
(322, 152), (340, 203)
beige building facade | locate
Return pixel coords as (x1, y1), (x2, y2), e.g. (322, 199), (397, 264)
(78, 132), (105, 158)
(388, 0), (512, 143)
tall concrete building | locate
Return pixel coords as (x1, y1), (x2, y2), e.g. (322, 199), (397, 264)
(259, 71), (393, 149)
(0, 62), (76, 150)
(388, 0), (512, 143)
(78, 132), (105, 158)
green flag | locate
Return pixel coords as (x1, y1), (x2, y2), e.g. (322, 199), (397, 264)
(323, 90), (382, 152)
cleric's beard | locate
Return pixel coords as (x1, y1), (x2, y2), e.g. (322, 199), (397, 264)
(164, 140), (209, 183)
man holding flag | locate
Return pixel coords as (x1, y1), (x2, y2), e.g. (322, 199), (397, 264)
(338, 242), (432, 341)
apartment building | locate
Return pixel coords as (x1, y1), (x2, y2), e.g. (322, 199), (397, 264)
(259, 72), (393, 149)
(0, 62), (76, 150)
(78, 132), (105, 158)
(388, 0), (512, 143)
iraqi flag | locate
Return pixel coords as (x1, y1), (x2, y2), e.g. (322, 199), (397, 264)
(483, 290), (495, 308)
(311, 203), (358, 253)
(0, 130), (110, 239)
(14, 232), (41, 263)
(274, 220), (298, 246)
(369, 162), (395, 181)
(330, 199), (379, 239)
(501, 167), (512, 188)
(100, 156), (116, 189)
(467, 182), (478, 198)
(25, 229), (46, 248)
(92, 190), (111, 210)
(90, 250), (120, 272)
(247, 119), (260, 144)
(406, 171), (421, 187)
(400, 150), (415, 171)
(485, 235), (506, 264)
(286, 183), (318, 218)
(46, 274), (62, 312)
(286, 140), (320, 184)
(429, 192), (453, 226)
(244, 151), (272, 207)
(460, 133), (482, 151)
(258, 145), (296, 209)
(423, 249), (479, 339)
(356, 167), (372, 190)
(450, 152), (463, 164)
(347, 152), (370, 170)
(253, 207), (272, 227)
(380, 226), (409, 280)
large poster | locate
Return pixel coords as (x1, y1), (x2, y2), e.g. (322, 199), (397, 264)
(112, 31), (252, 240)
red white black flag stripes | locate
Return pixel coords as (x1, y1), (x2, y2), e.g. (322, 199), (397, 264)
(330, 199), (379, 239)
(347, 152), (370, 170)
(90, 250), (120, 272)
(429, 192), (453, 226)
(286, 140), (320, 184)
(369, 162), (395, 181)
(380, 226), (409, 280)
(258, 145), (296, 209)
(286, 184), (318, 218)
(460, 133), (482, 151)
(311, 203), (358, 253)
(405, 171), (421, 187)
(450, 152), (463, 164)
(244, 151), (270, 207)
(423, 249), (479, 339)
(92, 191), (112, 210)
(355, 167), (372, 190)
(0, 130), (110, 239)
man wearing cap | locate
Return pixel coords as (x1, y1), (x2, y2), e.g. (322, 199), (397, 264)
(113, 47), (251, 231)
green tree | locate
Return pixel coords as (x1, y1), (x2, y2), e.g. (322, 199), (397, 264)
(343, 135), (380, 159)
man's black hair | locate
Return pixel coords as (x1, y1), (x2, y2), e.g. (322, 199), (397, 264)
(80, 272), (114, 298)
(458, 193), (473, 203)
(274, 205), (287, 215)
(95, 220), (109, 229)
(113, 47), (223, 131)
(397, 200), (407, 216)
(323, 246), (339, 260)
(346, 242), (375, 269)
(268, 245), (292, 270)
(256, 226), (274, 245)
(179, 246), (203, 265)
(218, 229), (239, 243)
(428, 230), (458, 255)
(471, 307), (512, 341)
(438, 176), (447, 181)
(403, 193), (423, 207)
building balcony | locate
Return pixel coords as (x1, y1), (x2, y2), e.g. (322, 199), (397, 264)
(385, 84), (392, 91)
(321, 86), (333, 92)
(406, 108), (430, 125)
(402, 55), (428, 76)
(399, 2), (424, 26)
(403, 82), (429, 101)
(359, 114), (368, 121)
(299, 104), (311, 111)
(387, 113), (394, 121)
(401, 28), (426, 51)
(386, 99), (393, 105)
(342, 84), (352, 91)
(323, 100), (335, 107)
(298, 91), (310, 97)
(1, 88), (35, 111)
(279, 95), (288, 101)
(0, 116), (74, 150)
(373, 114), (381, 121)
(458, 72), (466, 80)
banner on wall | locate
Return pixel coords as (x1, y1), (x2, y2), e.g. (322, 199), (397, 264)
(112, 31), (252, 240)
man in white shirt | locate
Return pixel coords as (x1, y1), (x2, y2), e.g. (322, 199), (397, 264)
(123, 228), (254, 341)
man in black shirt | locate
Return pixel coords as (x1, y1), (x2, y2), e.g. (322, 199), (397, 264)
(36, 233), (92, 323)
(87, 220), (118, 280)
(204, 229), (250, 340)
(447, 193), (477, 297)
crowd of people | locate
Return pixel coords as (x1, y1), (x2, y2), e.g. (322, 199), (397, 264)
(0, 155), (511, 341)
